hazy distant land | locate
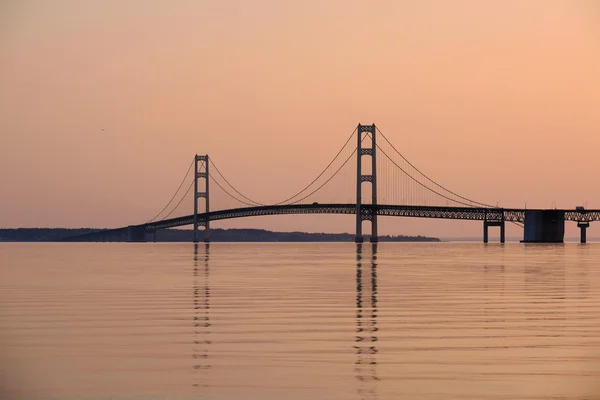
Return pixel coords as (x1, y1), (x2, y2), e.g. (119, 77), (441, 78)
(0, 228), (440, 242)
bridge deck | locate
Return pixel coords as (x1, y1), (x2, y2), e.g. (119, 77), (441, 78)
(146, 204), (600, 230)
(63, 204), (600, 241)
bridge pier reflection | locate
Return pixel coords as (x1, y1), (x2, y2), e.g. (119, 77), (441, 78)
(355, 243), (379, 399)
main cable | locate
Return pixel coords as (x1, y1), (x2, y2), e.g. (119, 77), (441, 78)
(208, 173), (261, 208)
(376, 144), (476, 208)
(376, 127), (494, 208)
(272, 127), (358, 205)
(146, 158), (195, 222)
(159, 171), (258, 223)
(209, 159), (264, 206)
(159, 178), (195, 221)
(288, 148), (357, 205)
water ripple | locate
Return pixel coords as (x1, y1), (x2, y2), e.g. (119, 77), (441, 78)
(1, 242), (600, 400)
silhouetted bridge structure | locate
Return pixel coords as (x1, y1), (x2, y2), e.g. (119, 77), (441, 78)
(65, 124), (597, 244)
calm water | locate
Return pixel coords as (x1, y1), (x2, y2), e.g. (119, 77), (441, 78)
(1, 242), (600, 400)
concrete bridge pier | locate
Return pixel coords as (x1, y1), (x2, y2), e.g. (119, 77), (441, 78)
(127, 225), (147, 242)
(483, 222), (488, 243)
(578, 222), (590, 244)
(522, 210), (565, 243)
(483, 220), (505, 243)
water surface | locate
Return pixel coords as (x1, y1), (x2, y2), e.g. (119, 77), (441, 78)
(1, 242), (600, 399)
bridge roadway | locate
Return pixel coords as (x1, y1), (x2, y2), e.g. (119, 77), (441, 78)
(64, 204), (599, 242)
(146, 204), (599, 230)
(64, 203), (600, 241)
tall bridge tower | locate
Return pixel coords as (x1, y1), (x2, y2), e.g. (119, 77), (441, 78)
(356, 124), (378, 243)
(193, 154), (210, 243)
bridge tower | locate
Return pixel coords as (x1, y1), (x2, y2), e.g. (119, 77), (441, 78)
(356, 124), (378, 243)
(193, 154), (210, 243)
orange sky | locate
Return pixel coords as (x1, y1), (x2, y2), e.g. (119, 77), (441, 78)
(1, 0), (599, 238)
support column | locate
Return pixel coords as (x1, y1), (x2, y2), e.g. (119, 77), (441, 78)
(193, 155), (199, 243)
(370, 125), (378, 243)
(204, 156), (210, 243)
(355, 126), (363, 243)
(522, 210), (565, 243)
(355, 124), (377, 243)
(483, 221), (489, 243)
(500, 220), (505, 244)
(578, 222), (589, 244)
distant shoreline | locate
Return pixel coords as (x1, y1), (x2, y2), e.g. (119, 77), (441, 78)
(0, 228), (440, 242)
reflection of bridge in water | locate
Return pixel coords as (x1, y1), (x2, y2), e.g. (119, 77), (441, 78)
(66, 124), (598, 244)
(355, 243), (379, 399)
(189, 242), (381, 398)
(192, 243), (211, 389)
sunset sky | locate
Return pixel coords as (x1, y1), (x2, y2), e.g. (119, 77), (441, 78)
(1, 0), (599, 238)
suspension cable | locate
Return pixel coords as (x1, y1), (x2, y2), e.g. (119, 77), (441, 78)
(288, 148), (357, 205)
(146, 158), (195, 222)
(202, 127), (358, 207)
(377, 144), (477, 208)
(159, 178), (195, 220)
(208, 173), (260, 207)
(376, 127), (494, 208)
(209, 158), (264, 206)
(155, 170), (259, 223)
(271, 127), (358, 205)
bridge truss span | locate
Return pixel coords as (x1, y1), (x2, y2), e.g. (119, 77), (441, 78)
(564, 210), (600, 222)
(144, 204), (537, 232)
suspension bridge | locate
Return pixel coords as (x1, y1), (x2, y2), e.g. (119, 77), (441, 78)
(67, 124), (598, 244)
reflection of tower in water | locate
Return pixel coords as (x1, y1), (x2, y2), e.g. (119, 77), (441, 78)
(355, 243), (379, 399)
(192, 243), (211, 389)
